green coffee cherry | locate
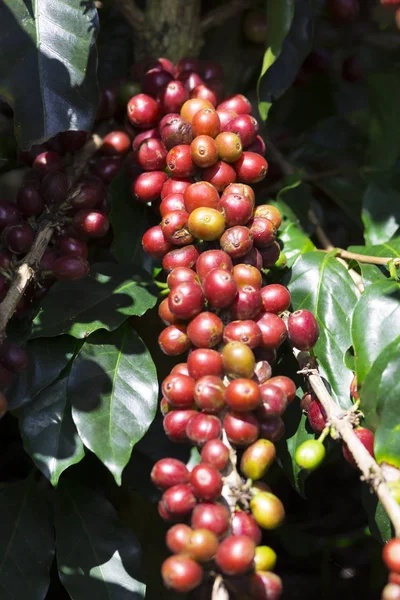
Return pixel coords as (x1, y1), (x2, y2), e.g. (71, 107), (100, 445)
(295, 440), (326, 470)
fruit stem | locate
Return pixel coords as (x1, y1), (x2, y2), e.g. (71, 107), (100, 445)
(295, 349), (400, 538)
(388, 259), (399, 280)
(212, 574), (229, 600)
(318, 427), (330, 444)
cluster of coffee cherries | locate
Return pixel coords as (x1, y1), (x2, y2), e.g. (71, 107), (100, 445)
(124, 57), (322, 596)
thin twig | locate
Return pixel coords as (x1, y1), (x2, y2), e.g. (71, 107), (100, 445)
(112, 0), (145, 30)
(221, 426), (242, 515)
(296, 351), (400, 538)
(201, 0), (255, 32)
(333, 248), (400, 268)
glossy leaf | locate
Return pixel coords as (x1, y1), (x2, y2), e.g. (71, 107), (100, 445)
(0, 475), (55, 599)
(0, 0), (98, 149)
(287, 252), (360, 407)
(258, 0), (319, 119)
(362, 183), (400, 245)
(368, 71), (400, 171)
(30, 262), (157, 339)
(358, 263), (386, 288)
(19, 377), (85, 486)
(348, 236), (400, 260)
(351, 280), (400, 385)
(69, 324), (158, 484)
(55, 479), (145, 599)
(6, 335), (76, 410)
(361, 485), (392, 544)
(273, 194), (315, 266)
(110, 172), (154, 271)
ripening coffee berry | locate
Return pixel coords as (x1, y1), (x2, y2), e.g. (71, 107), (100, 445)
(233, 264), (262, 289)
(260, 284), (291, 314)
(52, 256), (90, 281)
(161, 555), (203, 593)
(158, 324), (191, 356)
(160, 115), (193, 150)
(5, 223), (35, 254)
(162, 373), (195, 408)
(186, 413), (222, 446)
(188, 207), (225, 241)
(190, 135), (218, 168)
(383, 539), (400, 574)
(196, 249), (233, 280)
(160, 193), (185, 217)
(133, 171), (168, 204)
(102, 130), (131, 156)
(166, 523), (192, 554)
(194, 375), (225, 412)
(223, 411), (260, 446)
(202, 161), (237, 192)
(189, 463), (223, 500)
(381, 583), (400, 600)
(216, 535), (256, 575)
(223, 320), (262, 349)
(142, 226), (173, 259)
(191, 503), (231, 537)
(136, 138), (167, 171)
(342, 427), (374, 467)
(225, 114), (258, 146)
(167, 144), (196, 177)
(187, 311), (224, 348)
(257, 383), (287, 418)
(287, 309), (319, 350)
(328, 0), (359, 22)
(72, 210), (110, 238)
(254, 546), (277, 572)
(161, 210), (193, 246)
(250, 492), (285, 529)
(295, 440), (326, 470)
(187, 528), (219, 562)
(220, 225), (253, 259)
(218, 94), (252, 115)
(202, 268), (238, 308)
(127, 93), (160, 128)
(307, 399), (327, 433)
(257, 313), (288, 349)
(230, 285), (262, 321)
(215, 132), (243, 163)
(201, 439), (230, 470)
(168, 281), (205, 320)
(222, 341), (256, 379)
(161, 80), (189, 113)
(162, 245), (200, 272)
(225, 378), (261, 412)
(191, 84), (218, 106)
(260, 242), (281, 268)
(151, 458), (189, 490)
(217, 193), (253, 227)
(250, 571), (283, 600)
(163, 409), (197, 443)
(250, 218), (276, 248)
(254, 205), (282, 230)
(161, 484), (197, 518)
(240, 439), (276, 480)
(192, 107), (221, 138)
(231, 511), (262, 544)
(167, 266), (199, 289)
(161, 176), (192, 199)
(180, 97), (215, 122)
(184, 181), (219, 213)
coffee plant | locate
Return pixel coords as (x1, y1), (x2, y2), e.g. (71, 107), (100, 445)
(0, 0), (400, 598)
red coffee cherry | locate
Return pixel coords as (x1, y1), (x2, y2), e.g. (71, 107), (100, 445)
(220, 225), (253, 259)
(287, 309), (319, 351)
(162, 373), (195, 408)
(166, 523), (192, 553)
(202, 268), (238, 308)
(223, 320), (262, 349)
(383, 539), (400, 574)
(158, 324), (191, 356)
(161, 177), (192, 200)
(307, 399), (327, 433)
(250, 571), (283, 600)
(233, 264), (262, 289)
(189, 463), (223, 500)
(190, 135), (218, 168)
(257, 313), (288, 349)
(194, 375), (225, 412)
(162, 245), (200, 272)
(159, 298), (183, 325)
(187, 348), (223, 379)
(161, 555), (203, 593)
(218, 94), (252, 115)
(102, 130), (131, 156)
(190, 84), (218, 107)
(192, 107), (221, 138)
(136, 138), (167, 171)
(201, 439), (230, 470)
(231, 511), (262, 545)
(159, 115), (193, 150)
(202, 161), (237, 192)
(218, 193), (253, 227)
(247, 135), (266, 155)
(216, 535), (256, 575)
(191, 503), (231, 537)
(222, 182), (255, 206)
(151, 458), (189, 490)
(168, 280), (205, 320)
(142, 226), (173, 259)
(17, 184), (44, 216)
(249, 218), (277, 248)
(160, 80), (189, 113)
(33, 151), (64, 177)
(257, 383), (288, 418)
(167, 144), (196, 178)
(233, 152), (268, 184)
(186, 413), (222, 446)
(160, 193), (186, 217)
(231, 286), (262, 321)
(51, 256), (90, 281)
(254, 205), (282, 230)
(224, 114), (259, 147)
(161, 484), (197, 518)
(69, 176), (105, 210)
(225, 378), (261, 411)
(217, 108), (238, 129)
(167, 267), (199, 290)
(187, 311), (224, 348)
(260, 284), (291, 314)
(260, 242), (281, 268)
(163, 409), (197, 442)
(72, 210), (109, 238)
(170, 363), (190, 376)
(178, 70), (204, 92)
(186, 528), (219, 562)
(223, 411), (260, 446)
(265, 375), (297, 403)
(57, 236), (88, 259)
(161, 210), (193, 246)
(0, 200), (21, 231)
(342, 427), (375, 467)
(5, 223), (35, 254)
(184, 181), (219, 213)
(142, 66), (173, 95)
(127, 93), (160, 128)
(196, 249), (233, 280)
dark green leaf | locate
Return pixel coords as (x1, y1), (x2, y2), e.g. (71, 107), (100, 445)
(358, 263), (387, 288)
(69, 325), (158, 484)
(313, 172), (365, 226)
(368, 71), (400, 171)
(0, 0), (98, 149)
(0, 475), (55, 599)
(55, 479), (145, 598)
(287, 252), (360, 407)
(362, 485), (392, 544)
(348, 237), (400, 260)
(110, 171), (154, 271)
(273, 194), (315, 266)
(362, 183), (400, 245)
(30, 262), (157, 339)
(258, 0), (319, 119)
(6, 335), (76, 410)
(351, 279), (400, 385)
(19, 377), (85, 486)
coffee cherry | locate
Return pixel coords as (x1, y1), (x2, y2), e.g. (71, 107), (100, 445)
(295, 440), (326, 470)
(184, 181), (219, 213)
(52, 256), (90, 281)
(167, 267), (199, 290)
(260, 284), (291, 314)
(127, 93), (160, 128)
(33, 151), (64, 177)
(151, 458), (189, 489)
(257, 384), (287, 418)
(161, 210), (193, 246)
(250, 492), (285, 529)
(201, 439), (229, 470)
(250, 218), (277, 248)
(287, 309), (319, 350)
(328, 0), (359, 22)
(161, 483), (197, 517)
(225, 114), (258, 147)
(191, 503), (230, 537)
(247, 135), (266, 155)
(161, 177), (192, 199)
(187, 312), (224, 348)
(223, 411), (259, 446)
(69, 176), (105, 210)
(202, 161), (237, 192)
(250, 571), (283, 600)
(168, 281), (205, 320)
(57, 236), (88, 259)
(383, 539), (400, 574)
(186, 413), (222, 446)
(0, 343), (28, 372)
(215, 132), (242, 163)
(0, 364), (13, 388)
(142, 226), (173, 259)
(190, 463), (223, 500)
(0, 201), (21, 232)
(218, 193), (253, 227)
(382, 583), (400, 600)
(162, 373), (195, 408)
(160, 193), (186, 217)
(216, 535), (255, 575)
(72, 210), (109, 238)
(240, 439), (276, 480)
(232, 264), (261, 289)
(5, 222), (35, 254)
(159, 393), (171, 415)
(196, 249), (233, 280)
(307, 399), (327, 433)
(260, 242), (281, 268)
(158, 324), (191, 356)
(194, 375), (225, 412)
(160, 115), (193, 150)
(223, 320), (262, 349)
(161, 555), (203, 593)
(218, 94), (252, 115)
(202, 269), (238, 308)
(257, 313), (287, 349)
(225, 378), (261, 412)
(342, 427), (374, 467)
(220, 226), (253, 258)
(259, 417), (285, 442)
(187, 348), (223, 379)
(17, 184), (44, 216)
(389, 574), (400, 586)
(166, 523), (192, 553)
(92, 156), (123, 184)
(222, 341), (255, 379)
(136, 138), (167, 171)
(300, 392), (314, 412)
(254, 546), (277, 572)
(188, 207), (225, 241)
(254, 205), (282, 230)
(190, 135), (218, 168)
(167, 144), (196, 178)
(181, 98), (215, 122)
(191, 84), (218, 107)
(231, 511), (262, 544)
(164, 409), (197, 442)
(233, 152), (268, 184)
(163, 245), (200, 272)
(231, 286), (262, 321)
(265, 376), (296, 403)
(222, 182), (255, 206)
(161, 81), (189, 113)
(187, 528), (219, 562)
(192, 108), (221, 138)
(102, 131), (131, 156)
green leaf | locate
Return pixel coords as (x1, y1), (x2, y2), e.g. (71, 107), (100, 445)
(55, 480), (145, 599)
(0, 475), (55, 599)
(368, 71), (400, 171)
(0, 0), (98, 149)
(69, 324), (158, 484)
(348, 236), (400, 260)
(6, 335), (76, 410)
(362, 183), (400, 245)
(351, 279), (400, 385)
(30, 262), (157, 339)
(19, 377), (85, 486)
(273, 194), (315, 266)
(287, 252), (360, 407)
(258, 0), (319, 119)
(110, 171), (154, 271)
(358, 263), (387, 288)
(362, 485), (392, 544)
